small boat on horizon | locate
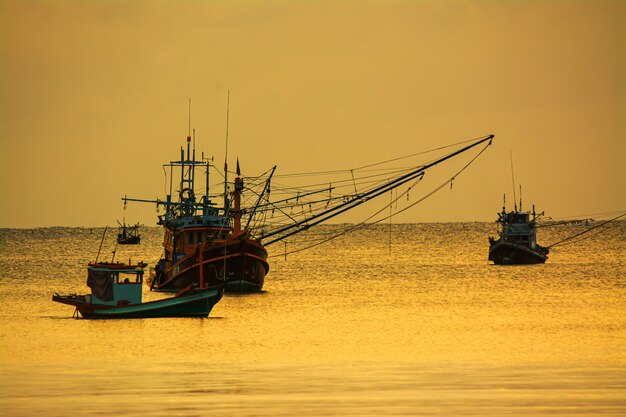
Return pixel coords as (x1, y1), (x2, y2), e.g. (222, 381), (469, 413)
(52, 261), (222, 319)
(117, 220), (141, 245)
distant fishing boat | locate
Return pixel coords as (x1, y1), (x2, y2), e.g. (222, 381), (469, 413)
(117, 220), (141, 245)
(488, 194), (549, 264)
(52, 261), (222, 319)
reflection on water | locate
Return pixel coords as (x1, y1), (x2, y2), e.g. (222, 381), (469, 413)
(1, 223), (625, 416)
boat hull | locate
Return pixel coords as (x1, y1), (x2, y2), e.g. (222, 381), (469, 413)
(117, 236), (141, 245)
(489, 240), (548, 265)
(153, 238), (269, 293)
(52, 287), (222, 319)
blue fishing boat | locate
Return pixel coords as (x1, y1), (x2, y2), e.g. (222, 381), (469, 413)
(52, 261), (222, 319)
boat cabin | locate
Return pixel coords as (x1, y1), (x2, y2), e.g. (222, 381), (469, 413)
(498, 210), (537, 248)
(507, 212), (530, 223)
(162, 215), (233, 264)
(86, 263), (145, 306)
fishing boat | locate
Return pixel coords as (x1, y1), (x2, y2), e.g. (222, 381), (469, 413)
(52, 261), (223, 319)
(123, 133), (271, 293)
(488, 196), (549, 265)
(122, 117), (494, 292)
(117, 220), (141, 244)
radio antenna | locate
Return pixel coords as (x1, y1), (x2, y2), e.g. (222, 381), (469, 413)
(510, 150), (517, 211)
(224, 91), (230, 213)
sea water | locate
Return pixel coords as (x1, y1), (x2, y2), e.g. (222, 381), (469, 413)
(0, 223), (624, 416)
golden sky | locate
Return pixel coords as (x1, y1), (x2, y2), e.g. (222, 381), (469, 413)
(1, 0), (624, 228)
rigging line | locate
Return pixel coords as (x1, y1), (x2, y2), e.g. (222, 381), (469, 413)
(245, 166), (276, 231)
(352, 134), (492, 171)
(350, 170), (358, 195)
(259, 186), (336, 207)
(267, 172), (426, 256)
(263, 169), (427, 245)
(272, 135), (492, 178)
(543, 210), (626, 221)
(549, 224), (618, 249)
(374, 142), (493, 222)
(162, 166), (169, 196)
(295, 136), (490, 176)
(536, 218), (594, 228)
(278, 164), (424, 187)
(269, 140), (492, 257)
(547, 212), (626, 248)
(272, 165), (422, 181)
(268, 175), (422, 257)
(269, 166), (416, 191)
(253, 194), (352, 213)
(263, 194), (302, 225)
(262, 135), (493, 244)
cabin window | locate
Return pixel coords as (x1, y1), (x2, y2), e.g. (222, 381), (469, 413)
(197, 232), (202, 244)
(188, 232), (194, 245)
(117, 272), (141, 284)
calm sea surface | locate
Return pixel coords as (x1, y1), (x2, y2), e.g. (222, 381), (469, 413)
(1, 223), (624, 416)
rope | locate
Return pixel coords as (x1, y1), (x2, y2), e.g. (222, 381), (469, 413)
(547, 212), (626, 248)
(269, 140), (492, 257)
(273, 134), (492, 178)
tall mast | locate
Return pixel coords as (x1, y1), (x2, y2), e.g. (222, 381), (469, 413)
(510, 150), (517, 211)
(192, 129), (196, 190)
(223, 90), (230, 214)
(203, 152), (209, 204)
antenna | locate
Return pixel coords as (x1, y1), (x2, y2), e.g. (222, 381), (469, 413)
(510, 150), (517, 211)
(519, 184), (523, 212)
(188, 97), (191, 138)
(224, 90), (230, 213)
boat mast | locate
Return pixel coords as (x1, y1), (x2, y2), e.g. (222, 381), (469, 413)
(245, 165), (277, 231)
(95, 226), (108, 263)
(233, 159), (242, 233)
(223, 91), (230, 216)
(510, 150), (517, 211)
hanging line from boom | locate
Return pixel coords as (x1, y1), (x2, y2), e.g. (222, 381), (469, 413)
(272, 134), (492, 179)
(547, 212), (626, 249)
(268, 138), (493, 258)
(268, 174), (424, 258)
(260, 134), (494, 246)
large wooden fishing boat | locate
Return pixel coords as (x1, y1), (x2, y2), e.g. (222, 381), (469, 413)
(123, 122), (495, 292)
(488, 197), (549, 265)
(123, 135), (271, 293)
